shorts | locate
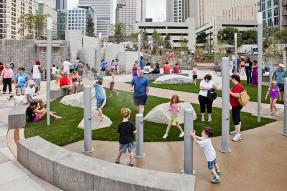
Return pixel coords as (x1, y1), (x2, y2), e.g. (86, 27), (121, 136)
(96, 99), (104, 109)
(193, 75), (198, 80)
(207, 159), (217, 170)
(78, 71), (83, 76)
(134, 95), (147, 106)
(278, 83), (284, 92)
(33, 78), (41, 88)
(119, 142), (135, 153)
(34, 113), (41, 122)
(232, 106), (242, 126)
(101, 68), (106, 72)
(16, 87), (25, 96)
(110, 82), (115, 91)
(170, 115), (180, 125)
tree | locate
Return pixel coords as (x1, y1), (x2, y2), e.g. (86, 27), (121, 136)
(274, 29), (287, 43)
(196, 32), (208, 44)
(112, 23), (126, 44)
(217, 27), (239, 45)
(164, 34), (172, 49)
(240, 30), (257, 45)
(141, 29), (149, 50)
(86, 16), (95, 37)
(18, 13), (46, 39)
(130, 32), (138, 43)
(152, 29), (162, 48)
(180, 37), (188, 53)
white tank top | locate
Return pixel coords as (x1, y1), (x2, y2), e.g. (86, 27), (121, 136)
(33, 65), (41, 79)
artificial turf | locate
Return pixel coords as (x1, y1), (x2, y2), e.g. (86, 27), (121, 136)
(25, 90), (275, 146)
(149, 80), (282, 104)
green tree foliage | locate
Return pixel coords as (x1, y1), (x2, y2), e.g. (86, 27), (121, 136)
(130, 32), (138, 43)
(152, 30), (162, 48)
(217, 27), (239, 45)
(141, 29), (149, 50)
(86, 16), (95, 37)
(196, 32), (208, 44)
(240, 30), (257, 45)
(18, 13), (46, 39)
(180, 37), (188, 53)
(112, 23), (126, 44)
(164, 34), (172, 49)
(274, 29), (287, 44)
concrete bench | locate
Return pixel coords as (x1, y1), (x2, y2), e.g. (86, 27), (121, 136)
(144, 73), (189, 81)
(51, 84), (84, 99)
(18, 136), (195, 191)
(8, 104), (28, 130)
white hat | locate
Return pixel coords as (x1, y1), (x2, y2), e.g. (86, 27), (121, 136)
(28, 80), (35, 85)
(279, 64), (285, 68)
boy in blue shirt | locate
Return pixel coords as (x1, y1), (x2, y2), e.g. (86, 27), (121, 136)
(94, 78), (106, 122)
(14, 67), (29, 96)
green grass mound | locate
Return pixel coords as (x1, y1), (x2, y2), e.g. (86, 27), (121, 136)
(150, 80), (280, 104)
(25, 90), (275, 146)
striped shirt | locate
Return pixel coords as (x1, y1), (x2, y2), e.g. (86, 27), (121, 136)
(1, 68), (13, 79)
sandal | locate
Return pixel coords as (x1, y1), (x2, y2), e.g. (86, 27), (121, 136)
(128, 163), (134, 167)
(115, 160), (120, 164)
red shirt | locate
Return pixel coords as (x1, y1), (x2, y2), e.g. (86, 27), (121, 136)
(173, 65), (181, 73)
(230, 83), (243, 107)
(60, 75), (70, 87)
(164, 64), (171, 74)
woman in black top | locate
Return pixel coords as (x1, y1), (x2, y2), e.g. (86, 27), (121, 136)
(26, 101), (62, 122)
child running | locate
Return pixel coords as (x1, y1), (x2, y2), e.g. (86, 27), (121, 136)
(191, 128), (221, 184)
(192, 66), (198, 85)
(265, 81), (281, 115)
(163, 95), (184, 139)
(115, 108), (136, 166)
(94, 77), (106, 122)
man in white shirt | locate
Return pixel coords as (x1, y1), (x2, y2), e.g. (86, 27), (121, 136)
(32, 60), (43, 94)
(63, 59), (71, 74)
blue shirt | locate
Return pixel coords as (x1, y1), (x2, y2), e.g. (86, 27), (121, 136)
(70, 62), (76, 69)
(132, 76), (149, 96)
(95, 84), (105, 100)
(14, 73), (29, 88)
(140, 59), (144, 69)
(101, 61), (107, 69)
(273, 70), (287, 84)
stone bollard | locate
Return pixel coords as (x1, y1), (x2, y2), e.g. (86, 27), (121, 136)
(183, 109), (195, 175)
(220, 57), (231, 153)
(135, 114), (145, 158)
(83, 86), (94, 153)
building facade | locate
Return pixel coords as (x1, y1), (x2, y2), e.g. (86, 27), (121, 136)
(166, 0), (185, 22)
(115, 0), (146, 35)
(198, 0), (258, 27)
(56, 0), (67, 10)
(57, 7), (95, 39)
(0, 0), (35, 39)
(79, 0), (113, 36)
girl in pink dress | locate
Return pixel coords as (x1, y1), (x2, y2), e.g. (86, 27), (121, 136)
(265, 81), (281, 115)
(163, 95), (184, 139)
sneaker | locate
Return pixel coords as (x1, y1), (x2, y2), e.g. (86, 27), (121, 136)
(208, 117), (212, 122)
(201, 116), (205, 122)
(211, 175), (221, 184)
(232, 133), (242, 142)
(179, 132), (184, 138)
(230, 131), (236, 135)
(163, 133), (168, 139)
(216, 169), (222, 176)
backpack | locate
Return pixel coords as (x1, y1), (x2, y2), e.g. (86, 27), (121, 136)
(207, 88), (217, 101)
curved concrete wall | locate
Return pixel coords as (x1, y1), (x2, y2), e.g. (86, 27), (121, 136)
(17, 136), (195, 191)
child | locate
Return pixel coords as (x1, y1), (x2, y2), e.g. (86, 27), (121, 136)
(94, 78), (106, 122)
(265, 81), (280, 115)
(191, 128), (221, 184)
(132, 63), (139, 79)
(192, 66), (198, 85)
(115, 108), (136, 166)
(163, 95), (184, 139)
(26, 101), (62, 122)
(110, 73), (115, 92)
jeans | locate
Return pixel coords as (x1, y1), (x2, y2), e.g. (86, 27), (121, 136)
(245, 69), (252, 85)
(3, 78), (12, 93)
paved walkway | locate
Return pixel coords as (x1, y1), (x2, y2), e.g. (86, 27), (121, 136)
(0, 90), (59, 190)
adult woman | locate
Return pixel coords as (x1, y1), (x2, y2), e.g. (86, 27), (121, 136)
(172, 62), (181, 74)
(71, 71), (80, 93)
(251, 60), (258, 86)
(1, 63), (14, 94)
(198, 74), (216, 122)
(230, 74), (243, 142)
(151, 63), (160, 74)
(163, 62), (171, 74)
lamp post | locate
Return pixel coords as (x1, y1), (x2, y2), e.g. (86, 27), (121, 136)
(234, 33), (238, 73)
(257, 12), (263, 123)
(46, 17), (52, 126)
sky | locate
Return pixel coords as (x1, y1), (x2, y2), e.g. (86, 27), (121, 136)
(67, 0), (166, 21)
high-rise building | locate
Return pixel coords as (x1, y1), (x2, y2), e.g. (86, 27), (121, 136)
(115, 0), (146, 35)
(166, 0), (185, 22)
(79, 0), (113, 36)
(260, 0), (280, 28)
(198, 0), (258, 27)
(0, 0), (35, 39)
(57, 7), (95, 39)
(56, 0), (67, 10)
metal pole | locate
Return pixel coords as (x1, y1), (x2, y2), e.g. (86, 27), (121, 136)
(220, 57), (231, 153)
(269, 64), (273, 87)
(138, 33), (141, 62)
(46, 17), (52, 126)
(135, 114), (145, 158)
(83, 86), (94, 153)
(234, 33), (238, 73)
(96, 33), (102, 73)
(257, 12), (263, 123)
(283, 50), (287, 68)
(183, 109), (195, 175)
(283, 78), (287, 137)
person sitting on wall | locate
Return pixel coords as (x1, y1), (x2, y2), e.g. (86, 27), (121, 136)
(59, 72), (75, 95)
(163, 62), (171, 74)
(172, 62), (181, 74)
(151, 63), (160, 74)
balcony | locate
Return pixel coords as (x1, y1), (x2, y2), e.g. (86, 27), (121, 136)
(283, 0), (287, 6)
